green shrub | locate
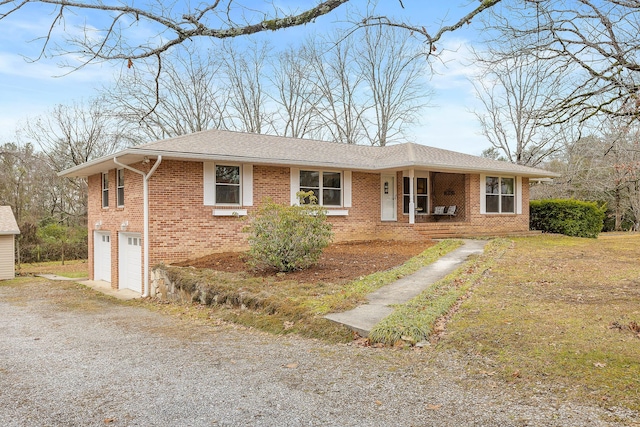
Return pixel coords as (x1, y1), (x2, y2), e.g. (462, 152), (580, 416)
(530, 199), (605, 238)
(245, 195), (333, 272)
(17, 222), (87, 263)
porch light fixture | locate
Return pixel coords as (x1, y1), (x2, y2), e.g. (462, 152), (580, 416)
(120, 220), (129, 231)
(95, 220), (102, 230)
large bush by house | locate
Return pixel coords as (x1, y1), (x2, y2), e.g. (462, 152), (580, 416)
(245, 197), (333, 272)
(530, 199), (605, 238)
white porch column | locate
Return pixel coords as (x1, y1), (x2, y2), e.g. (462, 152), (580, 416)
(409, 168), (415, 224)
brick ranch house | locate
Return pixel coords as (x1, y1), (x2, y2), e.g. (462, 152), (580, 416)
(60, 129), (557, 296)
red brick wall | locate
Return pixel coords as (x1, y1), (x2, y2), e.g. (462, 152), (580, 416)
(87, 167), (145, 289)
(330, 172), (381, 241)
(87, 160), (532, 290)
(148, 160), (246, 265)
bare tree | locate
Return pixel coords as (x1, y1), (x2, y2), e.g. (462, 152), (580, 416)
(481, 0), (640, 124)
(20, 98), (129, 222)
(356, 25), (429, 146)
(0, 0), (501, 67)
(473, 52), (566, 166)
(21, 98), (128, 171)
(0, 142), (53, 224)
(269, 45), (322, 139)
(106, 45), (230, 141)
(306, 34), (367, 144)
(220, 40), (274, 134)
(553, 120), (640, 231)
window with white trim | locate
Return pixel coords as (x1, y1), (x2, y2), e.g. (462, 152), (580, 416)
(402, 176), (428, 214)
(485, 176), (515, 213)
(102, 172), (109, 208)
(116, 169), (125, 207)
(300, 170), (342, 206)
(215, 165), (241, 205)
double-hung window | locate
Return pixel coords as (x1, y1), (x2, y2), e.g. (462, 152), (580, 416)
(116, 169), (125, 207)
(403, 176), (428, 214)
(300, 170), (342, 206)
(102, 172), (109, 208)
(485, 176), (515, 213)
(215, 165), (241, 205)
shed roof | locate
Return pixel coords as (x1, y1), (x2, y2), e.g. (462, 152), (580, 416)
(59, 128), (559, 179)
(0, 206), (19, 235)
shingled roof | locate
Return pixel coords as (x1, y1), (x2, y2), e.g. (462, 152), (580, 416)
(0, 206), (19, 235)
(59, 128), (558, 178)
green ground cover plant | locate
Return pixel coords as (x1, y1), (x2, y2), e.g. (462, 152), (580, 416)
(369, 239), (511, 345)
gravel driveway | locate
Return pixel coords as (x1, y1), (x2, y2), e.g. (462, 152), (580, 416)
(0, 280), (636, 427)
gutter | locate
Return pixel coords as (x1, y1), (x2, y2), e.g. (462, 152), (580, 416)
(113, 156), (162, 297)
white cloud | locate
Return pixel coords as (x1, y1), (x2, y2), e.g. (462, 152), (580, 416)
(427, 37), (480, 92)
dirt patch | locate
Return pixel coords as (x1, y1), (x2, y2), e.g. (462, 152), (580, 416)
(174, 240), (436, 284)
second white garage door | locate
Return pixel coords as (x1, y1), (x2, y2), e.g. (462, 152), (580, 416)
(118, 233), (142, 292)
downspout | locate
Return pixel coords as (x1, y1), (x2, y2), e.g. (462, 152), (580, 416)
(113, 156), (162, 297)
(409, 168), (416, 224)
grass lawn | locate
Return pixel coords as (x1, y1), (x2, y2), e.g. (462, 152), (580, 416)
(16, 259), (88, 278)
(441, 233), (640, 412)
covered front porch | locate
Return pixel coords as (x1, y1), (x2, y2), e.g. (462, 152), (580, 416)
(380, 170), (469, 225)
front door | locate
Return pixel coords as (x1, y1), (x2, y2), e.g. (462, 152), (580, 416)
(381, 175), (396, 221)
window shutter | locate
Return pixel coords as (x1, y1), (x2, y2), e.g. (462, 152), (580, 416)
(343, 170), (352, 208)
(290, 167), (300, 205)
(203, 162), (215, 206)
(242, 164), (253, 206)
(516, 176), (523, 214)
(479, 175), (486, 214)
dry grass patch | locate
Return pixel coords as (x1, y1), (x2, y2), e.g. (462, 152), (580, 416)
(16, 259), (88, 278)
(0, 276), (116, 312)
(442, 233), (640, 412)
(152, 240), (463, 342)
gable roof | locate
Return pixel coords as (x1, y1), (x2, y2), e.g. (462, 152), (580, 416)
(0, 206), (19, 235)
(59, 128), (559, 179)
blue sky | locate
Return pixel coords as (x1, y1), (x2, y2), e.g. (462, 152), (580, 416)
(0, 1), (490, 155)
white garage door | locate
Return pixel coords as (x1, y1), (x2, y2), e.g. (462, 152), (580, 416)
(94, 231), (111, 282)
(119, 233), (142, 292)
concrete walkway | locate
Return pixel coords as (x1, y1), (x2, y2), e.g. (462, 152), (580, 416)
(37, 274), (139, 300)
(324, 240), (488, 336)
(78, 279), (140, 300)
(37, 274), (88, 282)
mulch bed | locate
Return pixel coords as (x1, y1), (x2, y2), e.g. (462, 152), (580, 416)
(174, 240), (435, 284)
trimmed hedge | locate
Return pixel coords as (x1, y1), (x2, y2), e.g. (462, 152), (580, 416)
(530, 199), (605, 238)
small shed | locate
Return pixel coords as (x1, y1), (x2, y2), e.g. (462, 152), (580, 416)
(0, 206), (20, 280)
